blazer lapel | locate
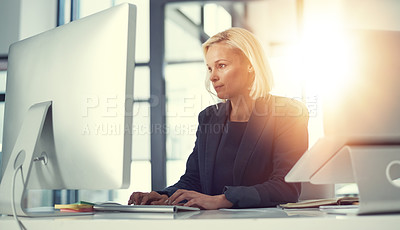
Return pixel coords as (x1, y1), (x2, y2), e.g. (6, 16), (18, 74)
(233, 98), (272, 185)
(203, 102), (230, 194)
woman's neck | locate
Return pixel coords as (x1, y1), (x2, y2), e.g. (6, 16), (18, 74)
(229, 96), (255, 122)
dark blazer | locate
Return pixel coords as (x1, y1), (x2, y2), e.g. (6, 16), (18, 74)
(160, 95), (309, 208)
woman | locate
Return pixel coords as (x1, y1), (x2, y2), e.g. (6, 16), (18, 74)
(128, 27), (308, 209)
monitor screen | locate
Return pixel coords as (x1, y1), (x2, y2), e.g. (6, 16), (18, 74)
(0, 3), (136, 215)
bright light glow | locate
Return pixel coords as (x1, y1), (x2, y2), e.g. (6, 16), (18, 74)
(284, 5), (354, 146)
(294, 28), (354, 98)
(288, 2), (356, 102)
(289, 28), (357, 143)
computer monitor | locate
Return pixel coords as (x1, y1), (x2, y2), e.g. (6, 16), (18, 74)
(285, 30), (400, 214)
(0, 3), (136, 216)
(285, 29), (400, 184)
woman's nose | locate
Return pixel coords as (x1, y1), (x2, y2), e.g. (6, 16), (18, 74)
(209, 70), (218, 82)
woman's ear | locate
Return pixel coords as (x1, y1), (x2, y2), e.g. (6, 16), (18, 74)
(247, 67), (255, 90)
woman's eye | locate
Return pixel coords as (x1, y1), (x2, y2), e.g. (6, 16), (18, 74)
(219, 64), (226, 68)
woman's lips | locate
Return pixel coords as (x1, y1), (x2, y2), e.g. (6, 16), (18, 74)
(214, 85), (223, 92)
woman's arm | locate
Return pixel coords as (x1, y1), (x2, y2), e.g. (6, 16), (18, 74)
(157, 143), (202, 196)
(155, 110), (209, 197)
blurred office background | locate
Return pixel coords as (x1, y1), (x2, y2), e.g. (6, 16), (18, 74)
(0, 0), (399, 206)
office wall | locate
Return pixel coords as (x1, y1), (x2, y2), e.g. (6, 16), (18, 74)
(0, 0), (57, 56)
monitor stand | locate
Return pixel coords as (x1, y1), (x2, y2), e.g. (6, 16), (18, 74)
(311, 145), (400, 215)
(0, 101), (92, 217)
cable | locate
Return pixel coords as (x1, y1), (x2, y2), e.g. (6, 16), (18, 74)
(11, 165), (27, 230)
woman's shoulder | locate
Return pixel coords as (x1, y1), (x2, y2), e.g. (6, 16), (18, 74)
(198, 101), (229, 122)
(268, 95), (309, 119)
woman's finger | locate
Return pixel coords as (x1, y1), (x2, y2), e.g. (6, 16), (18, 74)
(128, 192), (142, 205)
(133, 192), (145, 205)
(140, 195), (150, 205)
(171, 190), (198, 205)
(167, 189), (187, 204)
(184, 198), (204, 210)
(150, 197), (168, 205)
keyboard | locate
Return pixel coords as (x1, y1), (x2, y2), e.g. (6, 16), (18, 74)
(93, 203), (200, 213)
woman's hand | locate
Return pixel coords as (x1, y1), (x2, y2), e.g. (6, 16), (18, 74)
(166, 189), (233, 210)
(128, 191), (168, 205)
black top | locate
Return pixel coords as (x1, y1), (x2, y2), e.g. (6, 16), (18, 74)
(211, 120), (248, 195)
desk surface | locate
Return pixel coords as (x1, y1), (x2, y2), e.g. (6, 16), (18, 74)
(1, 208), (400, 230)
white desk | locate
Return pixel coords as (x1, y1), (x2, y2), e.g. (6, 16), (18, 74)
(1, 208), (400, 230)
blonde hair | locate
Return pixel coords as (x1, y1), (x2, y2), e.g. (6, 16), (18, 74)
(202, 27), (274, 99)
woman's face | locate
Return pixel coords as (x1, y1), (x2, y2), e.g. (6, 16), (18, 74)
(205, 42), (253, 101)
